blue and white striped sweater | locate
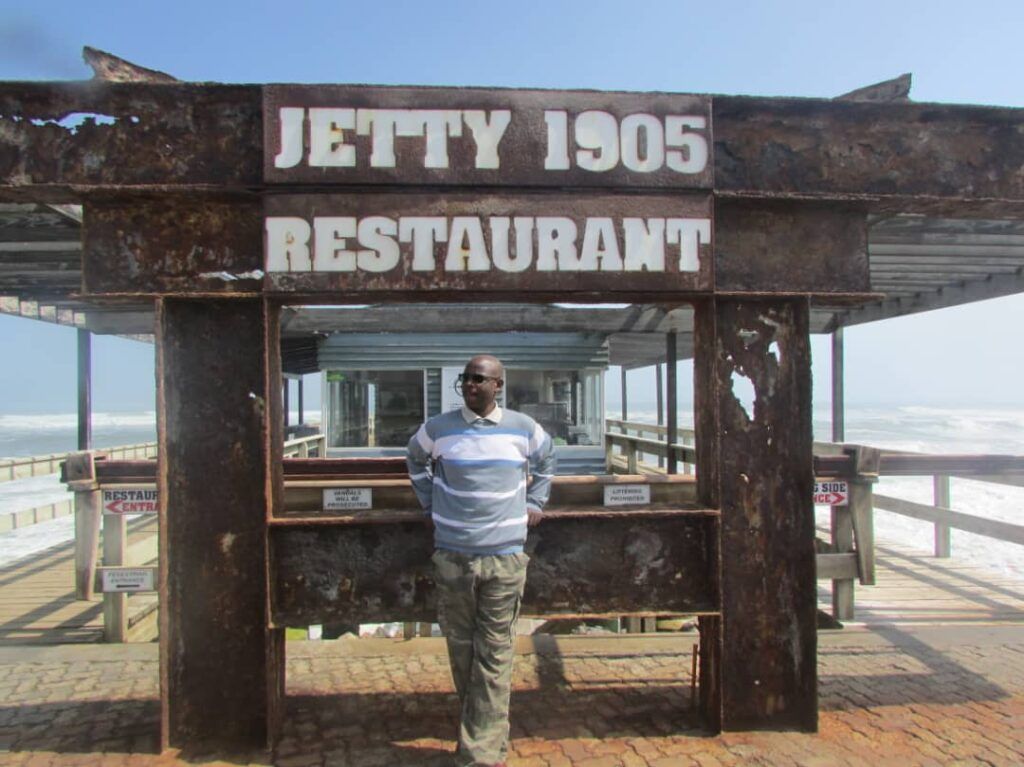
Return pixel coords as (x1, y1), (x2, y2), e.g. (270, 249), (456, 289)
(406, 406), (556, 555)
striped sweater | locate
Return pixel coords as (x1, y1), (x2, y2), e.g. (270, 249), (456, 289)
(406, 405), (556, 555)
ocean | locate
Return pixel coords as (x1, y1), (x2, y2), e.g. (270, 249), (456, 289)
(2, 406), (1022, 585)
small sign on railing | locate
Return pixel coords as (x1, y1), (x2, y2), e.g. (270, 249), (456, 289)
(604, 484), (651, 506)
(814, 481), (849, 506)
(323, 487), (373, 511)
(101, 566), (156, 593)
(102, 487), (158, 514)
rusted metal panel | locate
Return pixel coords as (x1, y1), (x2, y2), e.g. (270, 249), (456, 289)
(83, 197), (262, 296)
(715, 200), (869, 294)
(697, 297), (817, 731)
(264, 85), (712, 189)
(270, 514), (717, 625)
(714, 96), (1024, 214)
(0, 82), (261, 200)
(264, 192), (712, 297)
(156, 298), (272, 752)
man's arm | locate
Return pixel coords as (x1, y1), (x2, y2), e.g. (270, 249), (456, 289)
(406, 423), (434, 518)
(526, 421), (556, 526)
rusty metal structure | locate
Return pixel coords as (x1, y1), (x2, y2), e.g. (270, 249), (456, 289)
(3, 70), (1024, 755)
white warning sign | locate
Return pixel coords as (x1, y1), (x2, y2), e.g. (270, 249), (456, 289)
(814, 480), (849, 506)
(101, 567), (155, 593)
(603, 484), (652, 506)
(102, 487), (158, 514)
(323, 487), (373, 511)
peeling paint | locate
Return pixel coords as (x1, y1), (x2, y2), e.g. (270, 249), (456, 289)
(730, 369), (756, 421)
(199, 270), (265, 281)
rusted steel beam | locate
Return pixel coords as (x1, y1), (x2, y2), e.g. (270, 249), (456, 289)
(695, 297), (817, 731)
(715, 200), (869, 294)
(270, 514), (718, 625)
(156, 297), (274, 752)
(714, 96), (1024, 214)
(1, 82), (1021, 214)
(0, 82), (260, 200)
(83, 197), (262, 296)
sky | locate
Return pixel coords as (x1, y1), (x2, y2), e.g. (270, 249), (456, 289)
(2, 0), (1024, 413)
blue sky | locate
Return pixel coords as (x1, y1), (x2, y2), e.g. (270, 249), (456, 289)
(2, 0), (1024, 412)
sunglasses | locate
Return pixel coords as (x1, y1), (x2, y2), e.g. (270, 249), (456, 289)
(457, 373), (502, 385)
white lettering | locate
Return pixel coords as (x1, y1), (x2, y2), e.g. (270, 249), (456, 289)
(445, 217), (490, 271)
(543, 110), (570, 170)
(274, 107), (304, 169)
(421, 110), (463, 168)
(265, 217), (312, 271)
(580, 218), (623, 271)
(313, 217), (358, 271)
(665, 116), (709, 174)
(491, 217), (534, 272)
(357, 217), (400, 272)
(462, 110), (511, 169)
(398, 217), (447, 271)
(536, 217), (578, 271)
(666, 218), (710, 272)
(575, 111), (619, 172)
(620, 113), (664, 172)
(623, 218), (665, 271)
(308, 108), (355, 167)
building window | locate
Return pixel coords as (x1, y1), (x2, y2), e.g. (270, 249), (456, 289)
(505, 369), (602, 446)
(326, 370), (425, 448)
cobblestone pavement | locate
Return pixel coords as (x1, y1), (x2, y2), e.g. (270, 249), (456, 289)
(1, 626), (1023, 766)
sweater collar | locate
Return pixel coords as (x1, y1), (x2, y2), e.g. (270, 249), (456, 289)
(461, 404), (503, 424)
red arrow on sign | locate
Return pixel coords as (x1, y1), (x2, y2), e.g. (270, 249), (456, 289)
(105, 499), (123, 513)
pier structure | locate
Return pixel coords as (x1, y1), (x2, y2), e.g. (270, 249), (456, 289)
(1, 64), (1024, 758)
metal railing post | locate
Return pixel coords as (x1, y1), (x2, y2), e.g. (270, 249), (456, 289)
(933, 474), (951, 557)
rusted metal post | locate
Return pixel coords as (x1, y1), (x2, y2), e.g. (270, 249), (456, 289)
(933, 474), (951, 557)
(298, 376), (304, 425)
(831, 327), (844, 443)
(77, 328), (92, 450)
(694, 297), (817, 732)
(666, 332), (678, 475)
(157, 297), (280, 753)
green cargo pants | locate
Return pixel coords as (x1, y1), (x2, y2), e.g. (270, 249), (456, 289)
(432, 549), (529, 767)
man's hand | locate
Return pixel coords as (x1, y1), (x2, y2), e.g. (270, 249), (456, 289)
(527, 509), (544, 527)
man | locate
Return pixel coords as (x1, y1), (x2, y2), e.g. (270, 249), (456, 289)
(407, 354), (556, 767)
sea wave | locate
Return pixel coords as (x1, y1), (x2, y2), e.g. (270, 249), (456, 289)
(0, 411), (157, 430)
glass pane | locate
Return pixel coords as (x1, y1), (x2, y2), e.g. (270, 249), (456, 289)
(506, 369), (601, 446)
(325, 369), (424, 448)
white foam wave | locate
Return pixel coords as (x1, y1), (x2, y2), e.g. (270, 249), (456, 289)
(0, 411), (157, 430)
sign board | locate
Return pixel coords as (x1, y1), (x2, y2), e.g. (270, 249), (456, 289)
(813, 480), (849, 506)
(604, 484), (652, 506)
(323, 487), (373, 511)
(101, 567), (155, 593)
(264, 192), (712, 294)
(264, 85), (713, 189)
(102, 486), (158, 514)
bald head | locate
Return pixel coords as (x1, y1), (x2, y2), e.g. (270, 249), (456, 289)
(462, 355), (504, 416)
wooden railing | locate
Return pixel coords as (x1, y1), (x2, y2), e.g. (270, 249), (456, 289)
(0, 442), (157, 483)
(603, 418), (1024, 620)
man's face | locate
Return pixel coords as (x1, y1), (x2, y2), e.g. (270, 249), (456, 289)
(462, 357), (503, 415)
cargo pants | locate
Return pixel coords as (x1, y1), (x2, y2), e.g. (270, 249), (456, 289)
(432, 549), (529, 767)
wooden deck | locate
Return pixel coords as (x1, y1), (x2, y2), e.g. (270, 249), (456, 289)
(0, 517), (158, 646)
(818, 536), (1024, 625)
(0, 522), (1021, 645)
